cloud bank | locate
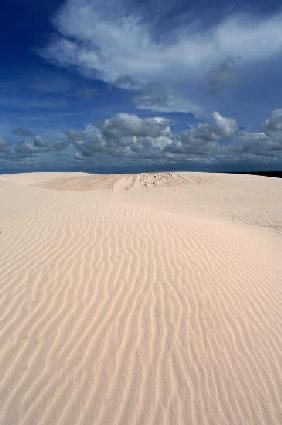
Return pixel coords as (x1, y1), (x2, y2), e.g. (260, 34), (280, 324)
(0, 135), (67, 163)
(62, 110), (282, 167)
(1, 109), (282, 169)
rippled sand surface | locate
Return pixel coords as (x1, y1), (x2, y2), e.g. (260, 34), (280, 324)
(0, 172), (281, 425)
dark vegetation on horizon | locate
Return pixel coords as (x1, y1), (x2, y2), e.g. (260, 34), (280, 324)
(229, 171), (282, 178)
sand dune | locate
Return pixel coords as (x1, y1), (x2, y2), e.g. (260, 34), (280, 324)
(0, 172), (281, 425)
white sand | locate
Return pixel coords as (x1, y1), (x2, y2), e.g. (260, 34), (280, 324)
(0, 172), (281, 425)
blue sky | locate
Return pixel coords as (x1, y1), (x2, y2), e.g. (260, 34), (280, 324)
(1, 0), (282, 172)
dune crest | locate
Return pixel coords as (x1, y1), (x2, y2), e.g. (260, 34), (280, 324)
(0, 172), (281, 425)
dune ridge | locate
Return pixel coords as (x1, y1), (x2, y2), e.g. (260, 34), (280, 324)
(0, 172), (281, 425)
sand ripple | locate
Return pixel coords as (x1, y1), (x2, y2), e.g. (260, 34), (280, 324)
(0, 172), (281, 425)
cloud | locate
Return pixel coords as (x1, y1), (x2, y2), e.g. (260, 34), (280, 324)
(208, 57), (238, 94)
(0, 134), (68, 162)
(113, 78), (190, 113)
(113, 76), (142, 90)
(42, 0), (282, 114)
(66, 113), (172, 159)
(64, 109), (282, 166)
(2, 109), (282, 167)
(33, 135), (48, 148)
(189, 111), (238, 140)
(232, 133), (281, 160)
(14, 141), (36, 158)
(232, 109), (282, 160)
(167, 112), (238, 156)
(102, 113), (170, 139)
(133, 82), (173, 111)
(64, 111), (239, 164)
(264, 108), (282, 133)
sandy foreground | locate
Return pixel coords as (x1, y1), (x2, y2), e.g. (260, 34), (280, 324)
(0, 171), (281, 425)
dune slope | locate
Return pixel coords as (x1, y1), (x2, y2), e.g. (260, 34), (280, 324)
(0, 172), (281, 425)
